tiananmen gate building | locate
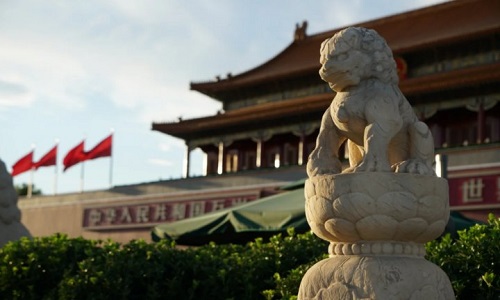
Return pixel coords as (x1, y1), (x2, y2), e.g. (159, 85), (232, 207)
(19, 0), (500, 243)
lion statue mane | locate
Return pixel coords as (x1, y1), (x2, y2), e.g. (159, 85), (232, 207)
(307, 27), (435, 177)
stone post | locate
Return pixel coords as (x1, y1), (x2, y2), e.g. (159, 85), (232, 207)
(299, 27), (454, 299)
(299, 173), (454, 299)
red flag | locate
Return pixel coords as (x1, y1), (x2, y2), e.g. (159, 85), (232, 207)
(12, 151), (34, 176)
(63, 141), (86, 171)
(86, 134), (112, 160)
(34, 145), (57, 170)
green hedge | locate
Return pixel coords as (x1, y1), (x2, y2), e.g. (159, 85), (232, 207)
(1, 216), (499, 299)
(0, 228), (327, 300)
(426, 213), (500, 299)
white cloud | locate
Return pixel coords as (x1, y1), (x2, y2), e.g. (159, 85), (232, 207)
(0, 1), (276, 121)
(147, 158), (172, 167)
(0, 35), (88, 111)
(0, 78), (34, 108)
(158, 142), (172, 152)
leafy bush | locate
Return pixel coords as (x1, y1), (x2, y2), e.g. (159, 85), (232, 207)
(267, 215), (500, 299)
(0, 229), (327, 300)
(426, 213), (500, 299)
(1, 217), (499, 300)
(0, 234), (100, 299)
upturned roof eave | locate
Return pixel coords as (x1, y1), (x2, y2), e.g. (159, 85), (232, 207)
(152, 93), (332, 139)
(190, 0), (500, 98)
(155, 61), (500, 140)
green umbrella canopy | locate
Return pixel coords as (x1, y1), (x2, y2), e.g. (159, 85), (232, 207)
(444, 211), (484, 239)
(151, 180), (482, 245)
(152, 188), (309, 245)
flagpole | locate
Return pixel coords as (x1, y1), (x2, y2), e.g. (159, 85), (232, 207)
(54, 139), (59, 195)
(54, 163), (58, 195)
(28, 143), (35, 198)
(80, 161), (85, 193)
(81, 135), (86, 193)
(109, 129), (114, 189)
(109, 153), (113, 188)
(28, 168), (33, 198)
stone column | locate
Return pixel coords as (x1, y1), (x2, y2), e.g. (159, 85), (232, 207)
(202, 152), (208, 176)
(217, 141), (224, 175)
(252, 131), (272, 169)
(293, 123), (317, 166)
(298, 173), (454, 299)
(466, 97), (498, 144)
(182, 143), (192, 178)
(477, 101), (485, 144)
(298, 135), (305, 166)
(255, 139), (262, 168)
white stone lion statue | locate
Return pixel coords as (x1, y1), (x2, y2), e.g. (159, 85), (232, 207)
(307, 27), (435, 177)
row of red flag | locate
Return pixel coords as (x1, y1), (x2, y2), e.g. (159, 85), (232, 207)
(12, 134), (112, 177)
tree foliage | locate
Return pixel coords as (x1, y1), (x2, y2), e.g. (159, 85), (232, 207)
(14, 183), (41, 196)
(0, 229), (327, 300)
(426, 213), (500, 299)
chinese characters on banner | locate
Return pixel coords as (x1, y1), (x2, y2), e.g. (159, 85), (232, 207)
(448, 174), (500, 206)
(83, 194), (258, 229)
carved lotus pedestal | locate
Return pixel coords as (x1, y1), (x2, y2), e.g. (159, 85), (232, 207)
(298, 173), (455, 299)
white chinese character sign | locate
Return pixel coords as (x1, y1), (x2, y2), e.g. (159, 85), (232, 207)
(449, 175), (500, 206)
(82, 194), (258, 230)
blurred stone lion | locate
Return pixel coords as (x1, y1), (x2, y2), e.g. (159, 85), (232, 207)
(307, 27), (435, 177)
(0, 159), (31, 247)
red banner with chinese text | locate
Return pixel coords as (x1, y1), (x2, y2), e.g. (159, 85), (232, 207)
(448, 174), (500, 206)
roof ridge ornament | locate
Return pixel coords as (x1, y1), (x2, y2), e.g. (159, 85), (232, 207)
(294, 20), (308, 41)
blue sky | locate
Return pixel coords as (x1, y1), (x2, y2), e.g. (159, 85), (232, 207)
(0, 0), (447, 195)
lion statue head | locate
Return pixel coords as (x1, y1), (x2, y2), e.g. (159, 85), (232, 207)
(319, 27), (398, 92)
